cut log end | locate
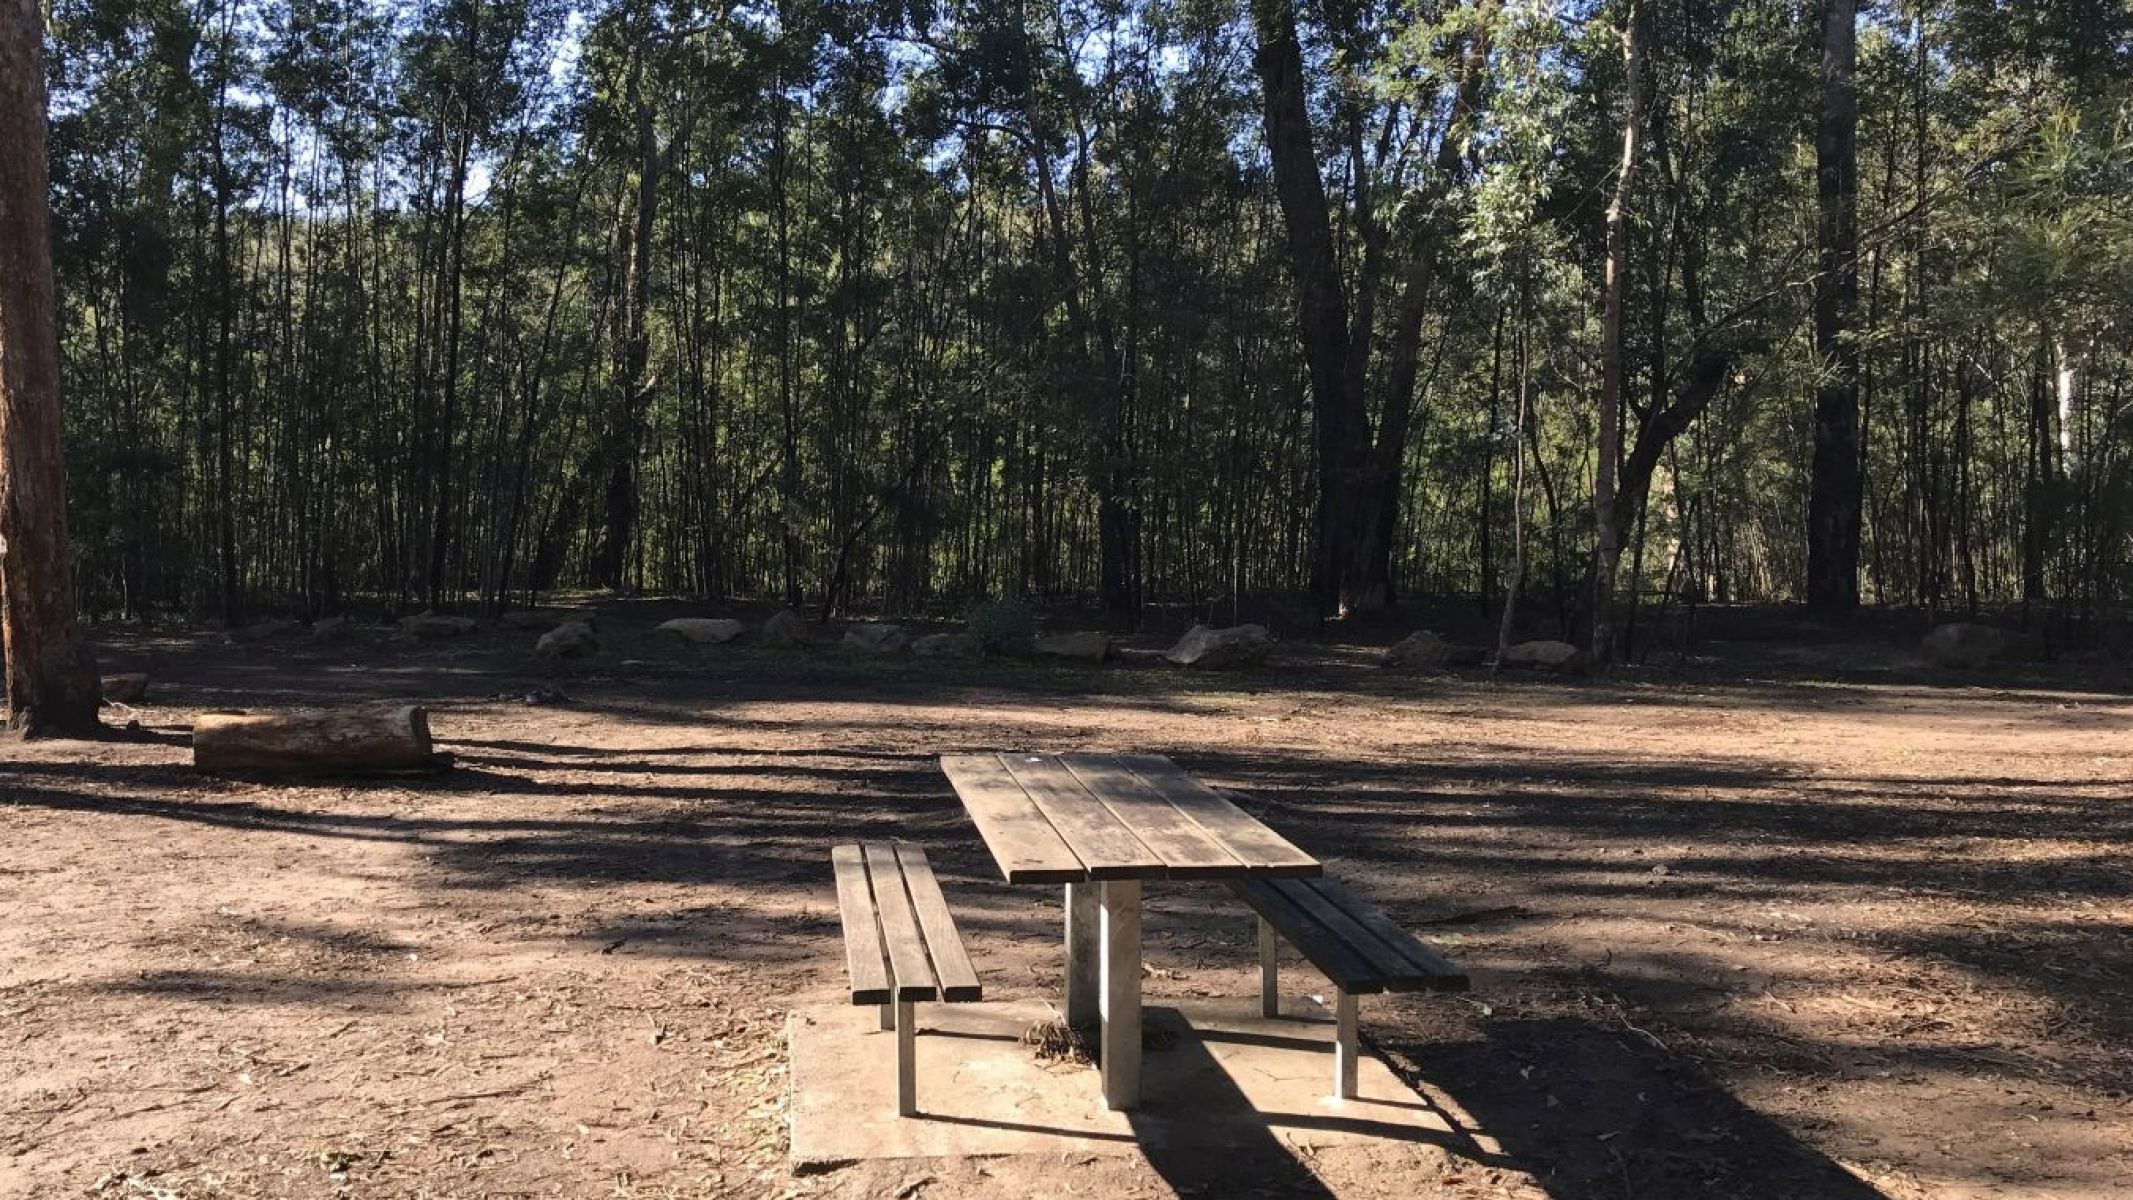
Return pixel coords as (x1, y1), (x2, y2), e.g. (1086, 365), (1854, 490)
(192, 704), (450, 777)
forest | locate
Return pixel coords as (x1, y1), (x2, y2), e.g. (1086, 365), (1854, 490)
(36, 0), (2133, 637)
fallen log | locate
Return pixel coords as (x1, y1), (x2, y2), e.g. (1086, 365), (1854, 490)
(192, 704), (450, 776)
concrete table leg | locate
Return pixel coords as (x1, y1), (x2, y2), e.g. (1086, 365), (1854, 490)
(1098, 880), (1142, 1111)
(1257, 916), (1280, 1018)
(1333, 990), (1359, 1100)
(1064, 881), (1099, 1028)
(895, 999), (917, 1117)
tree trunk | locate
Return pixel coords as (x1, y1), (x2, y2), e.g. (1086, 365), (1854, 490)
(1249, 0), (1366, 619)
(0, 0), (103, 737)
(1807, 0), (1862, 611)
(1592, 0), (1644, 665)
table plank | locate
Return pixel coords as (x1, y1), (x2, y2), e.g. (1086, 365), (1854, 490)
(830, 844), (891, 1005)
(940, 753), (1086, 883)
(864, 843), (940, 1001)
(1060, 754), (1247, 879)
(999, 754), (1165, 879)
(1114, 755), (1320, 876)
(894, 844), (984, 1002)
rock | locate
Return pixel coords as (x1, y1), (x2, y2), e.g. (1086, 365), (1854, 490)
(1382, 631), (1452, 671)
(843, 622), (909, 654)
(535, 620), (600, 659)
(1165, 623), (1271, 669)
(1033, 631), (1112, 664)
(1923, 622), (2007, 668)
(657, 617), (745, 645)
(501, 610), (586, 632)
(761, 609), (808, 645)
(1114, 647), (1171, 666)
(1499, 639), (1587, 674)
(309, 616), (353, 643)
(399, 613), (478, 639)
(913, 632), (983, 658)
(101, 672), (149, 703)
(227, 618), (299, 644)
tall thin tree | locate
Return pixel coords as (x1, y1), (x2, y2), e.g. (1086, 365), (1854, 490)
(0, 0), (103, 736)
(1807, 0), (1861, 611)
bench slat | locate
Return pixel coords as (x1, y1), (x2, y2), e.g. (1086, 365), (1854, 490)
(941, 754), (1087, 883)
(865, 843), (941, 1001)
(1059, 754), (1247, 879)
(1303, 877), (1468, 992)
(999, 754), (1164, 880)
(832, 844), (893, 1005)
(1113, 755), (1320, 877)
(1275, 875), (1454, 991)
(894, 844), (983, 1002)
(1232, 878), (1388, 994)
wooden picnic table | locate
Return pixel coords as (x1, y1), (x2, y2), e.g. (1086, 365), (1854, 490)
(940, 751), (1321, 1110)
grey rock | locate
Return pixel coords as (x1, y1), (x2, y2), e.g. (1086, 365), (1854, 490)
(535, 620), (600, 659)
(1166, 623), (1271, 669)
(843, 623), (909, 654)
(399, 613), (479, 639)
(761, 609), (808, 645)
(1382, 630), (1452, 671)
(1033, 631), (1112, 663)
(913, 632), (983, 658)
(658, 618), (746, 645)
(1499, 639), (1586, 674)
(1922, 622), (2007, 668)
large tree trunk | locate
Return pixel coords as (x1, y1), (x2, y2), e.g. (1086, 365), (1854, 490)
(1249, 0), (1367, 619)
(1807, 0), (1862, 611)
(0, 0), (103, 737)
(1592, 0), (1644, 666)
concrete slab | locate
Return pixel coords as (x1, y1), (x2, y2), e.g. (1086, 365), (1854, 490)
(788, 995), (1468, 1172)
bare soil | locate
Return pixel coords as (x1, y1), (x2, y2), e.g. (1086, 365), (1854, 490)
(3, 605), (2129, 1199)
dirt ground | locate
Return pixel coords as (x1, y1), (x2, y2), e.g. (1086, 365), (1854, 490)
(2, 604), (2129, 1199)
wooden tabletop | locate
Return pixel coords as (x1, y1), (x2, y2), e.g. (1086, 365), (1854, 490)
(940, 752), (1321, 884)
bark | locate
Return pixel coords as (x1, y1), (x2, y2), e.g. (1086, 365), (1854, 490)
(1592, 0), (1644, 665)
(192, 705), (446, 776)
(1249, 0), (1365, 618)
(0, 0), (103, 737)
(1807, 0), (1862, 611)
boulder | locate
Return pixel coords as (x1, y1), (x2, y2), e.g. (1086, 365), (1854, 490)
(843, 623), (909, 654)
(101, 673), (149, 703)
(658, 617), (745, 645)
(761, 609), (808, 645)
(502, 610), (586, 632)
(1165, 623), (1271, 669)
(1499, 639), (1586, 674)
(1382, 630), (1452, 671)
(1923, 622), (2007, 668)
(228, 618), (299, 644)
(1033, 631), (1112, 664)
(535, 620), (600, 659)
(913, 632), (983, 658)
(399, 613), (478, 639)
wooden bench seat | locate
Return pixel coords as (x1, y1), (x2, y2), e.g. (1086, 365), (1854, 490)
(1230, 876), (1467, 1099)
(831, 843), (981, 1116)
